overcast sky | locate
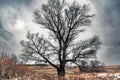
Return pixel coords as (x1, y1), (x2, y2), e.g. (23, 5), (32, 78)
(0, 0), (120, 65)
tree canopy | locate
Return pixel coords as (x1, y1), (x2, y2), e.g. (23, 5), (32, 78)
(21, 0), (101, 78)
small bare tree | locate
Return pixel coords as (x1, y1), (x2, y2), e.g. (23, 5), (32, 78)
(89, 60), (105, 72)
(0, 52), (18, 79)
(21, 0), (101, 79)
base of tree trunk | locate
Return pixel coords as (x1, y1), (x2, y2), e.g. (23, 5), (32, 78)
(58, 76), (65, 80)
(58, 69), (65, 80)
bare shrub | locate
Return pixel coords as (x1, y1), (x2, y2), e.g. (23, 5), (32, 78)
(0, 52), (17, 79)
(89, 60), (105, 72)
(0, 52), (30, 79)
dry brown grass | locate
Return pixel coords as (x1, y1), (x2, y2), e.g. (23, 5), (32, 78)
(0, 54), (31, 80)
(6, 65), (120, 80)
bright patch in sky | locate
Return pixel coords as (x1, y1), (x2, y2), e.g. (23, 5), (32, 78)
(15, 19), (25, 30)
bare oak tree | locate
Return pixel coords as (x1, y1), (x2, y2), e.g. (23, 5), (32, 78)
(21, 0), (101, 78)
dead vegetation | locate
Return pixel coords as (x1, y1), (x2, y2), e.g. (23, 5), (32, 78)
(5, 65), (120, 80)
(0, 53), (120, 80)
(0, 53), (31, 79)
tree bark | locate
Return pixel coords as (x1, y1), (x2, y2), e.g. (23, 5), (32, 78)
(57, 67), (65, 80)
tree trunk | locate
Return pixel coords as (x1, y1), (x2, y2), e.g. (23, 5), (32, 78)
(57, 67), (65, 80)
(78, 66), (85, 72)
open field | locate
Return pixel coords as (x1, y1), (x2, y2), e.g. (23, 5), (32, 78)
(6, 65), (120, 80)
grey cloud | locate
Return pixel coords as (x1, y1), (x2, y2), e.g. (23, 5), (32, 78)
(0, 0), (33, 7)
(92, 0), (120, 65)
(0, 21), (14, 52)
(0, 0), (120, 65)
(0, 0), (34, 53)
(0, 21), (12, 40)
(0, 0), (45, 54)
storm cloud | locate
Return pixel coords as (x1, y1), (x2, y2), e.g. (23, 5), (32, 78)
(0, 0), (120, 65)
(0, 0), (47, 53)
(92, 0), (120, 65)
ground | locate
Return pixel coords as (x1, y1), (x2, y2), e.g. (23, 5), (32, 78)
(8, 65), (120, 80)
